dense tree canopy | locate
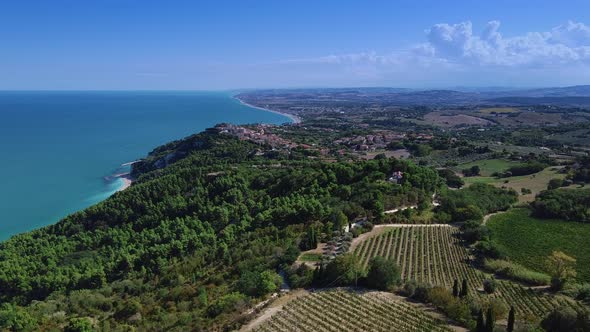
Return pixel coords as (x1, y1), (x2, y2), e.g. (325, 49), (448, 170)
(531, 189), (590, 222)
(436, 183), (518, 223)
(0, 131), (440, 330)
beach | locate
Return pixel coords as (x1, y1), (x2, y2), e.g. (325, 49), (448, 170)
(117, 174), (133, 191)
(235, 96), (302, 124)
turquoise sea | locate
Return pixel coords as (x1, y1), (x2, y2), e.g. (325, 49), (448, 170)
(0, 91), (290, 240)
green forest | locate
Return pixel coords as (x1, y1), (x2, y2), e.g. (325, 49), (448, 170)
(0, 130), (440, 331)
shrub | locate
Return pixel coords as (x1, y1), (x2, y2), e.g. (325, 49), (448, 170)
(483, 279), (497, 294)
(484, 298), (507, 319)
(541, 306), (586, 332)
(407, 281), (432, 302)
(402, 280), (418, 297)
(547, 178), (564, 190)
(287, 264), (314, 289)
(428, 287), (455, 308)
(475, 240), (504, 259)
(445, 300), (471, 325)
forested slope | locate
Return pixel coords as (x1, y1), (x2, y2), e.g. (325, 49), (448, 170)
(0, 129), (440, 331)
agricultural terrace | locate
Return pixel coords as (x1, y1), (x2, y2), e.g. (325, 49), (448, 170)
(487, 208), (590, 282)
(353, 225), (585, 317)
(463, 166), (566, 202)
(251, 290), (455, 332)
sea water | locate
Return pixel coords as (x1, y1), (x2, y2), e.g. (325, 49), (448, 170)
(0, 91), (290, 240)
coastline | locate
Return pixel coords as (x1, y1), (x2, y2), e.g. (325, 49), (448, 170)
(115, 173), (134, 192)
(234, 96), (302, 124)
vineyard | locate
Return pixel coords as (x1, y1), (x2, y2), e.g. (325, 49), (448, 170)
(353, 225), (586, 317)
(251, 290), (454, 332)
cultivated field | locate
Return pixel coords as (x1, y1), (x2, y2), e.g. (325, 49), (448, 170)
(422, 112), (495, 127)
(250, 290), (455, 332)
(488, 208), (590, 282)
(353, 225), (585, 317)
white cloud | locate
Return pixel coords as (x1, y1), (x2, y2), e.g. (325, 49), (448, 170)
(245, 20), (590, 88)
(424, 20), (590, 66)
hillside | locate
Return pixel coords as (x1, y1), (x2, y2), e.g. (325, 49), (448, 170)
(0, 128), (439, 331)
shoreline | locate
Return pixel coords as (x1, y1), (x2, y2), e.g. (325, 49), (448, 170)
(117, 175), (133, 191)
(234, 96), (302, 124)
(111, 171), (134, 192)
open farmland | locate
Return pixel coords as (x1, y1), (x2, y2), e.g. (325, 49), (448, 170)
(487, 208), (590, 282)
(422, 112), (495, 127)
(352, 225), (585, 317)
(463, 166), (567, 202)
(250, 290), (455, 332)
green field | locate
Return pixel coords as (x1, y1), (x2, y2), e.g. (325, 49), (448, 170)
(457, 158), (516, 176)
(463, 166), (566, 202)
(487, 208), (590, 282)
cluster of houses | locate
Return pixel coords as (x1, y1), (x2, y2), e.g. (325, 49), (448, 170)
(215, 123), (299, 149)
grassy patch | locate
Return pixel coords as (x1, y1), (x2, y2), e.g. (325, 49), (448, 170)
(457, 159), (516, 177)
(464, 166), (566, 202)
(299, 253), (322, 262)
(487, 208), (590, 282)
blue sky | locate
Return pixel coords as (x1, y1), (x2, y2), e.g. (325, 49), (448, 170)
(2, 0), (590, 89)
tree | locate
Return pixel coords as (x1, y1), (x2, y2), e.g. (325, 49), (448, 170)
(452, 279), (459, 297)
(366, 257), (400, 291)
(460, 279), (468, 298)
(332, 211), (348, 231)
(238, 270), (282, 296)
(507, 306), (515, 332)
(546, 251), (577, 290)
(462, 165), (481, 177)
(476, 310), (485, 332)
(486, 307), (495, 332)
(256, 270), (282, 295)
(547, 178), (564, 190)
(323, 254), (364, 286)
